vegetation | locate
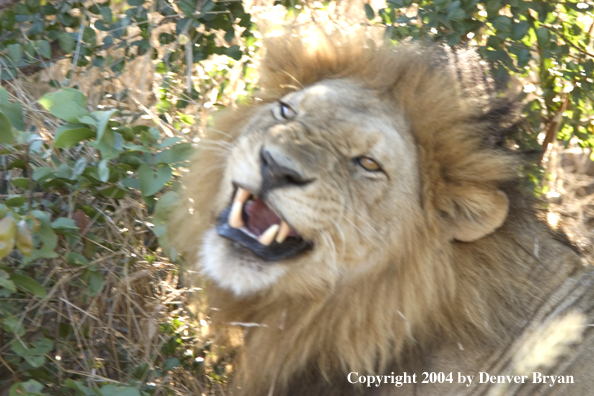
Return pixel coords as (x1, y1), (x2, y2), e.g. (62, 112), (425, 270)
(374, 0), (594, 191)
(0, 0), (592, 395)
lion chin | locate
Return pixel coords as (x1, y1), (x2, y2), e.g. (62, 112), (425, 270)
(170, 31), (594, 396)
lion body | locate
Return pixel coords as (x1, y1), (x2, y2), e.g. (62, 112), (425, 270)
(170, 32), (594, 395)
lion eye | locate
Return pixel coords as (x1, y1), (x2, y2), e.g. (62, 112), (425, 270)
(357, 156), (381, 172)
(280, 102), (297, 119)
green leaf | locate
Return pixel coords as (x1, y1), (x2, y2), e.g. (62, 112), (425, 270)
(122, 177), (140, 189)
(0, 269), (16, 293)
(12, 178), (29, 189)
(138, 164), (172, 196)
(387, 0), (404, 6)
(99, 186), (127, 199)
(155, 143), (193, 164)
(54, 124), (95, 148)
(492, 16), (512, 31)
(0, 99), (25, 131)
(32, 167), (54, 181)
(66, 252), (89, 266)
(93, 109), (118, 142)
(38, 223), (57, 249)
(95, 20), (110, 32)
(536, 27), (550, 49)
(51, 217), (78, 230)
(225, 45), (242, 61)
(10, 274), (47, 298)
(36, 40), (52, 59)
(511, 20), (530, 40)
(0, 112), (14, 144)
(224, 28), (234, 43)
(65, 380), (95, 396)
(164, 357), (180, 370)
(202, 0), (216, 12)
(517, 48), (531, 68)
(25, 0), (41, 12)
(39, 89), (89, 122)
(7, 44), (23, 64)
(9, 380), (44, 396)
(2, 315), (24, 335)
(153, 191), (179, 237)
(158, 137), (183, 148)
(31, 210), (51, 225)
(100, 6), (113, 22)
(98, 159), (109, 182)
(72, 157), (88, 178)
(59, 32), (76, 53)
(87, 270), (103, 296)
(364, 4), (375, 20)
(10, 338), (53, 368)
(178, 0), (196, 16)
(6, 195), (26, 207)
(31, 243), (58, 259)
(122, 141), (151, 152)
(98, 385), (140, 396)
(448, 8), (465, 21)
(77, 115), (97, 127)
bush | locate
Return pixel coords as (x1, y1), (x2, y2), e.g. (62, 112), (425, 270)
(374, 0), (594, 192)
(0, 0), (593, 394)
(0, 0), (255, 394)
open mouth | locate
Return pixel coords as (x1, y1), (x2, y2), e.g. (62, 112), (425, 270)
(216, 187), (312, 261)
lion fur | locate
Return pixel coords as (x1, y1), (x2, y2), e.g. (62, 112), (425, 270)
(170, 31), (594, 395)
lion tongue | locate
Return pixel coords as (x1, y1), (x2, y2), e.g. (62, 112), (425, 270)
(244, 199), (282, 238)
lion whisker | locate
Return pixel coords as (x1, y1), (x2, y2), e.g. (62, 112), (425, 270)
(329, 218), (347, 259)
(204, 127), (240, 142)
(329, 180), (389, 247)
(339, 212), (388, 248)
(320, 230), (338, 269)
(198, 139), (235, 150)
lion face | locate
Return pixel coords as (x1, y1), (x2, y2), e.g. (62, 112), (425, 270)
(201, 79), (424, 296)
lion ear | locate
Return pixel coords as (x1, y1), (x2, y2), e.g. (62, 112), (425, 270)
(448, 187), (509, 242)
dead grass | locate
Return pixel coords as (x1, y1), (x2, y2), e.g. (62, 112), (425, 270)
(545, 143), (594, 259)
(1, 3), (592, 395)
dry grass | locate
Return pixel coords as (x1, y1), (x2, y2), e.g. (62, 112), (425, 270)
(0, 8), (248, 396)
(545, 144), (594, 258)
(1, 2), (592, 395)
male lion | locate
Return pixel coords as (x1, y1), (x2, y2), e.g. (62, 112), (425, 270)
(170, 32), (594, 395)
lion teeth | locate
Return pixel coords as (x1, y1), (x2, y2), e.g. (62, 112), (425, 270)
(276, 221), (291, 244)
(258, 224), (280, 246)
(229, 188), (251, 229)
(229, 201), (244, 228)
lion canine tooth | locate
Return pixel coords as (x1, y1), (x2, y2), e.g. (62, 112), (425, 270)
(229, 188), (251, 228)
(236, 187), (251, 203)
(258, 224), (280, 246)
(229, 201), (244, 228)
(276, 221), (291, 244)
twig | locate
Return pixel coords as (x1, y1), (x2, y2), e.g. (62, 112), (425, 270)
(540, 95), (570, 163)
(68, 18), (87, 87)
(542, 24), (594, 58)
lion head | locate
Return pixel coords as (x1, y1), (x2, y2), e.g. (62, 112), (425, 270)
(170, 31), (586, 395)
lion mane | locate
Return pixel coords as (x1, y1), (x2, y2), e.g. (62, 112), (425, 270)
(171, 31), (594, 395)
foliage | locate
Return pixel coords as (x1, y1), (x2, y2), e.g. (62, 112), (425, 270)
(0, 0), (254, 394)
(0, 85), (223, 394)
(370, 0), (594, 164)
(0, 0), (593, 394)
(0, 0), (254, 132)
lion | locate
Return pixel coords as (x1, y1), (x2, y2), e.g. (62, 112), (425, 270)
(170, 31), (594, 395)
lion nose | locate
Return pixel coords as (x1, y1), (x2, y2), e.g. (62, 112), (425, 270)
(260, 149), (312, 190)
